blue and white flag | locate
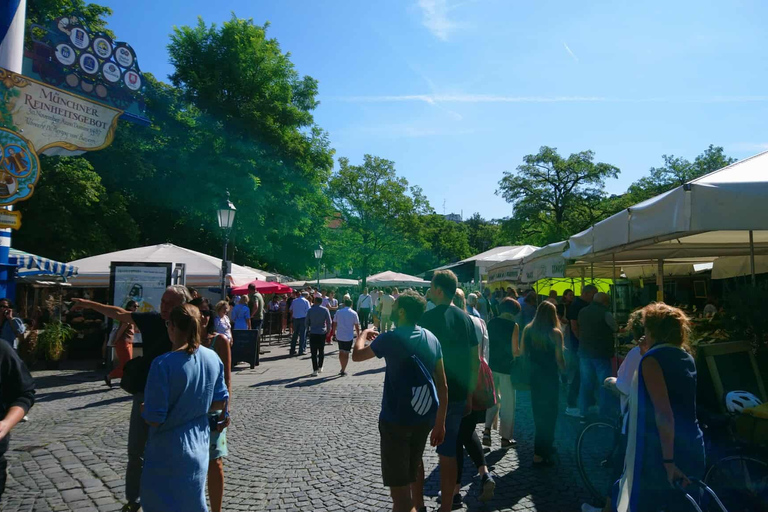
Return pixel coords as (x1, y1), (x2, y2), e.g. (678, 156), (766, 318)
(0, 0), (25, 73)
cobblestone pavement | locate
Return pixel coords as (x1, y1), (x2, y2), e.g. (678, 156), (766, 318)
(3, 337), (594, 511)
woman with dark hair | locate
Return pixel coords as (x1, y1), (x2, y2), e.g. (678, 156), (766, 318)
(483, 297), (521, 449)
(140, 304), (229, 512)
(614, 303), (704, 512)
(191, 298), (232, 512)
(522, 301), (565, 466)
(105, 300), (138, 388)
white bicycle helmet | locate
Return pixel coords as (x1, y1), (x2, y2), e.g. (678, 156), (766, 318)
(725, 390), (762, 414)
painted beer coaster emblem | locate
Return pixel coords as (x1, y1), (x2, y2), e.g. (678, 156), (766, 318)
(0, 129), (40, 205)
(102, 62), (121, 83)
(93, 37), (113, 59)
(124, 70), (141, 91)
(55, 44), (76, 66)
(70, 27), (90, 49)
(79, 53), (99, 74)
(114, 46), (134, 68)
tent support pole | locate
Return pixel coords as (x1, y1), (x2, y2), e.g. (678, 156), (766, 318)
(580, 268), (585, 290)
(612, 253), (617, 317)
(591, 263), (594, 282)
(656, 260), (664, 302)
(750, 230), (756, 286)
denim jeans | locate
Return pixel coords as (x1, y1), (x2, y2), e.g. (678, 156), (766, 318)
(126, 392), (149, 503)
(578, 356), (613, 418)
(565, 347), (581, 408)
(290, 318), (307, 354)
(0, 433), (9, 499)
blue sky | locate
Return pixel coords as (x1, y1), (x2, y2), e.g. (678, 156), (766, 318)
(96, 0), (768, 219)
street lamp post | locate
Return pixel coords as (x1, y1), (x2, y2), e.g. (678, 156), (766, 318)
(217, 191), (237, 300)
(314, 244), (323, 290)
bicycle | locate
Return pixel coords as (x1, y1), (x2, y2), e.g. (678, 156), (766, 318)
(576, 412), (624, 503)
(700, 411), (768, 512)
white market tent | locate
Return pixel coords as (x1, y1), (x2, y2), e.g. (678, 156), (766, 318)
(429, 245), (538, 283)
(565, 152), (768, 263)
(366, 271), (430, 288)
(314, 278), (359, 287)
(67, 243), (268, 288)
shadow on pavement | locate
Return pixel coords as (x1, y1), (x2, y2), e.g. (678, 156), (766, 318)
(251, 376), (305, 388)
(70, 394), (133, 410)
(36, 387), (107, 403)
(33, 371), (103, 391)
(353, 367), (385, 376)
(285, 375), (340, 388)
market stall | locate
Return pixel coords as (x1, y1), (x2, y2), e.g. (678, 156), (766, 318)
(366, 271), (430, 288)
(426, 245), (538, 283)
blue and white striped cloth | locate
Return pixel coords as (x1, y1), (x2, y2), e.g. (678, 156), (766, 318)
(9, 249), (78, 278)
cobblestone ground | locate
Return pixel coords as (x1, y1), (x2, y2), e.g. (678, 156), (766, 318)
(3, 337), (594, 511)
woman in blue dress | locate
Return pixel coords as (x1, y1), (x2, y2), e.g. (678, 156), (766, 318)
(141, 304), (229, 512)
(614, 303), (705, 512)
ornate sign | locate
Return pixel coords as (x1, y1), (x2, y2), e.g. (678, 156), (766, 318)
(0, 68), (122, 154)
(0, 128), (40, 207)
(24, 16), (148, 125)
(0, 210), (22, 230)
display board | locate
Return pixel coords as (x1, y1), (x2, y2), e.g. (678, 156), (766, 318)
(109, 262), (172, 345)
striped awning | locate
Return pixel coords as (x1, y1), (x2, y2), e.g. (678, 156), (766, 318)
(9, 249), (78, 279)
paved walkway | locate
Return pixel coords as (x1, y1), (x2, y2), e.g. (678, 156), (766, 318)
(2, 338), (593, 511)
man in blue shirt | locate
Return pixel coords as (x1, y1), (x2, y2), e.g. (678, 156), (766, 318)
(353, 291), (447, 512)
(289, 292), (311, 356)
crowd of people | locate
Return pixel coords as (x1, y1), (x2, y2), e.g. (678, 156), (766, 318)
(0, 270), (711, 512)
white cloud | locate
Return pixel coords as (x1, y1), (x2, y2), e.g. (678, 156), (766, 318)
(327, 94), (768, 104)
(563, 42), (579, 63)
(726, 142), (768, 152)
(417, 0), (456, 41)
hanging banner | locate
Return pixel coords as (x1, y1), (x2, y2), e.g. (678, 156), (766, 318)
(0, 210), (21, 229)
(0, 127), (40, 207)
(0, 68), (122, 153)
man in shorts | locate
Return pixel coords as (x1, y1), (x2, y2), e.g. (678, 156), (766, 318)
(418, 270), (478, 512)
(353, 291), (448, 512)
(332, 297), (359, 376)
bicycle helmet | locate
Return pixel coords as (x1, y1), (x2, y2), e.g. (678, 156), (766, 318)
(725, 390), (762, 413)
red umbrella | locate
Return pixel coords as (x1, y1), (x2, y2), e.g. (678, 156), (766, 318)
(230, 280), (292, 296)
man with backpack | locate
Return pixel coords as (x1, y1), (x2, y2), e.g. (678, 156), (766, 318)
(353, 291), (447, 512)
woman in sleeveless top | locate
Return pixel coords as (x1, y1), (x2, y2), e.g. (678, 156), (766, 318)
(191, 298), (232, 512)
(521, 301), (565, 466)
(614, 303), (705, 512)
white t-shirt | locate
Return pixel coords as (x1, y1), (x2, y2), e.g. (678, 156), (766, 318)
(616, 345), (643, 434)
(357, 293), (372, 309)
(379, 294), (395, 315)
(333, 307), (360, 341)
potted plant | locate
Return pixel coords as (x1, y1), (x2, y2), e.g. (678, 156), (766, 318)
(37, 321), (76, 369)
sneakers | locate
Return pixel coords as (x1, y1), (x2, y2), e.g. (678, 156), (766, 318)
(565, 407), (581, 417)
(480, 473), (496, 502)
(339, 370), (347, 377)
(311, 371), (318, 377)
(582, 503), (604, 512)
(482, 430), (492, 447)
(500, 438), (517, 449)
(319, 366), (324, 373)
(121, 503), (141, 512)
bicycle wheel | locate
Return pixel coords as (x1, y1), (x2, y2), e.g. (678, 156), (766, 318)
(704, 454), (768, 512)
(577, 420), (620, 502)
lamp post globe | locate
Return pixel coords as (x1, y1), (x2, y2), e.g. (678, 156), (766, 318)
(314, 244), (323, 289)
(218, 192), (237, 299)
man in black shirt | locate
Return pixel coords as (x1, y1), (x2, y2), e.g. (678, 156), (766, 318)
(564, 284), (597, 417)
(418, 270), (478, 512)
(0, 337), (35, 498)
(72, 284), (191, 512)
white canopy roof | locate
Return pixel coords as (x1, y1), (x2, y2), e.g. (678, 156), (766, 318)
(564, 151), (768, 262)
(366, 271), (430, 287)
(314, 278), (359, 287)
(67, 243), (267, 288)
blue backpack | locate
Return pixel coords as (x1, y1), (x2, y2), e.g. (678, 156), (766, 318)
(391, 328), (440, 425)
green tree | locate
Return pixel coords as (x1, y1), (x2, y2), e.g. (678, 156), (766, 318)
(464, 213), (503, 254)
(626, 144), (736, 203)
(27, 0), (115, 36)
(327, 155), (430, 285)
(14, 157), (139, 261)
(405, 214), (472, 274)
(497, 146), (620, 245)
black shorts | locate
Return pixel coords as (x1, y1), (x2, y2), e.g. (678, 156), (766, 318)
(337, 340), (353, 352)
(378, 420), (431, 488)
